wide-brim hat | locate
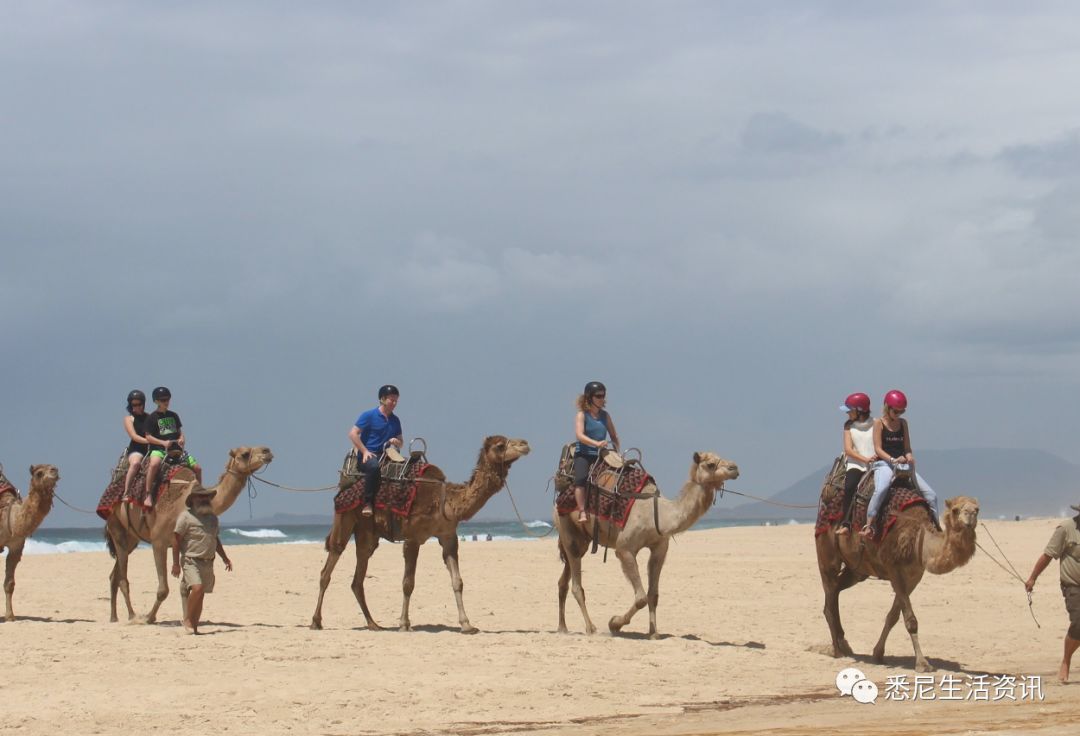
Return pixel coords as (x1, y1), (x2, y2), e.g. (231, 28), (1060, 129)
(1071, 504), (1080, 514)
(185, 486), (217, 507)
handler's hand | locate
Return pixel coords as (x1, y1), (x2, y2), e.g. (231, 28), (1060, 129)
(223, 558), (233, 572)
(171, 562), (180, 578)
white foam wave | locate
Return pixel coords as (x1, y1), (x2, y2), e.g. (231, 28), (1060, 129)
(525, 520), (552, 528)
(226, 528), (287, 539)
(21, 539), (108, 555)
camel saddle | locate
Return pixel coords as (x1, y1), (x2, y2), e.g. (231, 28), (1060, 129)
(554, 446), (655, 529)
(815, 468), (929, 542)
(334, 452), (432, 517)
(0, 464), (17, 506)
(95, 454), (188, 520)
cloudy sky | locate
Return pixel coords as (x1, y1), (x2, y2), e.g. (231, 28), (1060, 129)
(4, 1), (1079, 526)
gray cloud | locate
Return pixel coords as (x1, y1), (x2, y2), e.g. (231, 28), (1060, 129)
(4, 2), (1080, 526)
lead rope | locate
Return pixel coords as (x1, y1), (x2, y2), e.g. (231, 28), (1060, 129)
(975, 522), (1040, 629)
(504, 477), (555, 538)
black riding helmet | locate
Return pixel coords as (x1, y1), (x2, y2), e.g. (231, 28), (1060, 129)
(152, 386), (172, 402)
(378, 384), (400, 399)
(126, 389), (146, 412)
(584, 381), (606, 398)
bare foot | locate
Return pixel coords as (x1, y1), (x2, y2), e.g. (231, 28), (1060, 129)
(183, 619), (194, 634)
(577, 511), (587, 523)
(836, 525), (850, 536)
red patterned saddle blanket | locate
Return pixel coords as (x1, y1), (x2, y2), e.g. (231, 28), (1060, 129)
(96, 456), (188, 519)
(334, 461), (432, 516)
(815, 471), (929, 541)
(555, 455), (655, 529)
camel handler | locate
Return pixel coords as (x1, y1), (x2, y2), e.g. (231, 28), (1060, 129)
(171, 485), (232, 635)
(348, 384), (403, 517)
(1025, 502), (1080, 683)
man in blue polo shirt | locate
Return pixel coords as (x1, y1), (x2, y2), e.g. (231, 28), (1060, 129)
(348, 384), (403, 517)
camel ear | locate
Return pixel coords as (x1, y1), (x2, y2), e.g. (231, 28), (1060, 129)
(229, 448), (238, 458)
(945, 498), (955, 510)
(693, 452), (701, 465)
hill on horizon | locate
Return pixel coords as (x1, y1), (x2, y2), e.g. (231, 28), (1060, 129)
(714, 448), (1080, 520)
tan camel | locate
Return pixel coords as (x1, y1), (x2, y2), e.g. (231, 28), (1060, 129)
(1, 464), (60, 621)
(555, 451), (739, 638)
(816, 494), (979, 672)
(104, 446), (273, 624)
(311, 435), (530, 633)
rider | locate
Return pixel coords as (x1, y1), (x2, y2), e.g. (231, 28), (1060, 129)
(121, 389), (150, 498)
(143, 386), (202, 507)
(348, 384), (403, 517)
(836, 392), (874, 535)
(861, 389), (938, 537)
(571, 381), (621, 523)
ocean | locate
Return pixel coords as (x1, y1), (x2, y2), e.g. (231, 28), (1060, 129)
(12, 518), (806, 555)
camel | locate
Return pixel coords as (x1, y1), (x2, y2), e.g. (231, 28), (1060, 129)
(311, 435), (530, 633)
(1, 464), (60, 621)
(555, 451), (740, 638)
(816, 493), (980, 672)
(104, 446), (273, 624)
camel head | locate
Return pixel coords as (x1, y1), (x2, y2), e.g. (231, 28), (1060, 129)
(227, 446), (274, 475)
(942, 496), (979, 532)
(690, 452), (739, 490)
(28, 464), (60, 493)
(478, 435), (531, 467)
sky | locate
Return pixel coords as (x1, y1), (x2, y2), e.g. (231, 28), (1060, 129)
(3, 1), (1080, 527)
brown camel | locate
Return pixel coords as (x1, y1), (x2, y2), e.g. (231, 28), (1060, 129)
(555, 451), (740, 638)
(816, 493), (979, 672)
(311, 435), (530, 633)
(0, 464), (60, 621)
(104, 446), (273, 624)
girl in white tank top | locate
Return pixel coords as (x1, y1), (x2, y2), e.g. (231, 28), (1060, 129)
(836, 398), (876, 535)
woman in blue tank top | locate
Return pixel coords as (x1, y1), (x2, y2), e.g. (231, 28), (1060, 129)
(571, 381), (621, 522)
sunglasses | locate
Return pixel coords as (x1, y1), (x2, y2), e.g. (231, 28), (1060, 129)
(890, 407), (906, 415)
(130, 402), (144, 408)
(593, 393), (606, 399)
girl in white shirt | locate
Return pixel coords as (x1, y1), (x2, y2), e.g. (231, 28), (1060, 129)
(836, 392), (875, 535)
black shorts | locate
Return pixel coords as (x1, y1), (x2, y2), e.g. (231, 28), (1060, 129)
(1063, 584), (1080, 639)
(572, 454), (598, 486)
(127, 443), (149, 457)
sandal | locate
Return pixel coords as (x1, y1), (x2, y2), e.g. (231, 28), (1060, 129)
(836, 524), (850, 536)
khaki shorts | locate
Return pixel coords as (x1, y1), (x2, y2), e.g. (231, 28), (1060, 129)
(181, 557), (216, 595)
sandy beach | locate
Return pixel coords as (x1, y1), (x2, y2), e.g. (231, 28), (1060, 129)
(3, 518), (1077, 735)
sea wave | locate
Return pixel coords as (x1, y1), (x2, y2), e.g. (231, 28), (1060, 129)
(225, 528), (287, 539)
(22, 539), (108, 555)
(524, 520), (551, 529)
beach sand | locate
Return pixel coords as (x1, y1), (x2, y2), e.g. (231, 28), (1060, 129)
(3, 518), (1077, 735)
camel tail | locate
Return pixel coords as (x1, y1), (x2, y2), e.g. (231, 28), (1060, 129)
(105, 529), (117, 559)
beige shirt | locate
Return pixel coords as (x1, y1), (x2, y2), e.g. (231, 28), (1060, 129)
(174, 509), (220, 560)
(1044, 517), (1080, 587)
(845, 420), (875, 471)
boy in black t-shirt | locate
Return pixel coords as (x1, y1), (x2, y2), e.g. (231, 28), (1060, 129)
(144, 386), (202, 507)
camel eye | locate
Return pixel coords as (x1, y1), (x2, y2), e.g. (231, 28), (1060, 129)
(241, 451), (250, 459)
(704, 462), (716, 470)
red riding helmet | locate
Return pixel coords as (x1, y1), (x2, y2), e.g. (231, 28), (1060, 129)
(884, 389), (908, 410)
(841, 392), (871, 412)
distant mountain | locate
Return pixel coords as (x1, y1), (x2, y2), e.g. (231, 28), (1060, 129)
(714, 448), (1080, 519)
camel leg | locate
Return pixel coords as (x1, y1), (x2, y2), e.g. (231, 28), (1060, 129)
(557, 541), (572, 633)
(438, 535), (477, 634)
(4, 541), (24, 621)
(644, 539), (669, 639)
(311, 545), (344, 631)
(399, 540), (421, 631)
(143, 543), (170, 624)
(108, 531), (138, 623)
(820, 568), (859, 658)
(609, 546), (647, 634)
(872, 595), (903, 663)
(878, 577), (932, 672)
(348, 531), (381, 630)
(566, 540), (596, 634)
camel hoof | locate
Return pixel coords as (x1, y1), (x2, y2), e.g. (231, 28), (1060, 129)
(648, 632), (661, 640)
(585, 625), (597, 635)
(399, 623), (411, 632)
(366, 622), (382, 631)
(557, 626), (569, 634)
(915, 661), (935, 673)
(310, 619), (323, 631)
(460, 624), (478, 635)
(607, 617), (624, 633)
(4, 615), (14, 623)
